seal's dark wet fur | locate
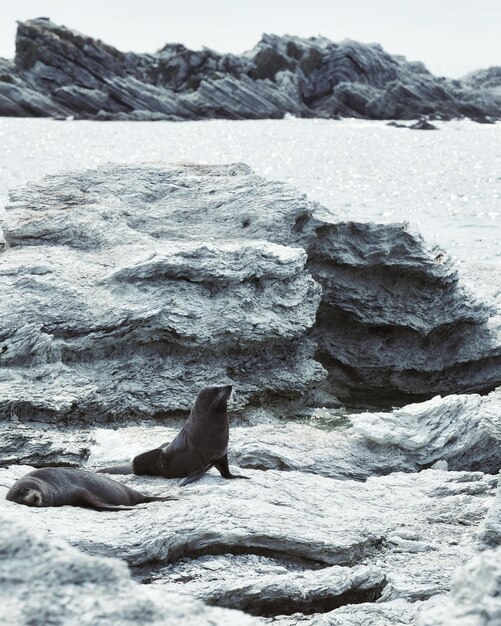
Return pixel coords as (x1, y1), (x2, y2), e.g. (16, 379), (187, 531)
(6, 467), (173, 511)
(98, 385), (249, 486)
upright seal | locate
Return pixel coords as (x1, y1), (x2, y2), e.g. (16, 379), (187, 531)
(6, 467), (174, 511)
(98, 385), (249, 486)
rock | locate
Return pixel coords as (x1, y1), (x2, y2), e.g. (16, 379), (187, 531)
(0, 163), (499, 421)
(0, 18), (499, 121)
(233, 391), (501, 478)
(307, 598), (435, 626)
(417, 546), (501, 626)
(0, 421), (93, 467)
(0, 465), (497, 620)
(143, 555), (386, 617)
(463, 66), (501, 91)
(409, 119), (438, 130)
(0, 512), (258, 625)
(480, 473), (501, 546)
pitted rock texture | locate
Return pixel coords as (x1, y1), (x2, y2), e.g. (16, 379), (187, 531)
(0, 162), (499, 421)
(0, 513), (259, 626)
(0, 18), (499, 121)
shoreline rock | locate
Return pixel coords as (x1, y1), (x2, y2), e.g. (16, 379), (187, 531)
(0, 512), (259, 625)
(0, 162), (499, 421)
(0, 18), (499, 122)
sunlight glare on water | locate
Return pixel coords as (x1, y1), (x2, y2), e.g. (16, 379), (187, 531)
(0, 117), (499, 264)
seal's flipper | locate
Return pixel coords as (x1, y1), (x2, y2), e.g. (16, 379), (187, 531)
(142, 495), (178, 503)
(180, 469), (207, 486)
(132, 448), (163, 475)
(215, 455), (250, 480)
(72, 489), (136, 512)
(96, 464), (134, 475)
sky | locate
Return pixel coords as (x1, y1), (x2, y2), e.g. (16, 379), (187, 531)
(0, 0), (499, 78)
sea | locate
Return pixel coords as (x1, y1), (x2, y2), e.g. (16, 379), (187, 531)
(0, 117), (499, 266)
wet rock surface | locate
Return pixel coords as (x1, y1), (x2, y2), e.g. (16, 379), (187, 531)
(0, 18), (500, 121)
(0, 163), (499, 421)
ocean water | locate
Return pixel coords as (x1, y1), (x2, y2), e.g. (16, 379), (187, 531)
(0, 117), (499, 265)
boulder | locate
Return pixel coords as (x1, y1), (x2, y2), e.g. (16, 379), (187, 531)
(0, 163), (499, 421)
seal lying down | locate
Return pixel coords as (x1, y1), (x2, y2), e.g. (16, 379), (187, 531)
(6, 467), (174, 511)
(98, 385), (249, 486)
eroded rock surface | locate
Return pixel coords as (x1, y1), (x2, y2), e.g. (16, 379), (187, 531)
(0, 513), (259, 626)
(0, 18), (499, 121)
(141, 555), (386, 617)
(0, 465), (497, 623)
(0, 163), (499, 421)
(417, 546), (501, 626)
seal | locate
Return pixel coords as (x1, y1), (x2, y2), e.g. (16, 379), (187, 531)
(98, 385), (249, 486)
(6, 467), (174, 511)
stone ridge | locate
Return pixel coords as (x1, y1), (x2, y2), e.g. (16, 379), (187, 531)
(0, 162), (499, 422)
(0, 513), (259, 626)
(0, 17), (499, 121)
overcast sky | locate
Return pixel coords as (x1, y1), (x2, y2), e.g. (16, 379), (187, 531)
(0, 0), (499, 78)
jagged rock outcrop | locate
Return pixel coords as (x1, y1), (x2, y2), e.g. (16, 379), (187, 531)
(0, 163), (499, 422)
(0, 513), (259, 626)
(0, 18), (499, 121)
(463, 66), (501, 92)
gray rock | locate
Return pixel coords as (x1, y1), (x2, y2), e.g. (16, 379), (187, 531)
(0, 420), (93, 467)
(0, 163), (499, 421)
(0, 512), (258, 626)
(0, 18), (499, 121)
(481, 473), (501, 546)
(233, 391), (501, 477)
(417, 546), (501, 626)
(0, 465), (497, 621)
(143, 554), (385, 617)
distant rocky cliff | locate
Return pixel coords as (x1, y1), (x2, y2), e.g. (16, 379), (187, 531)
(0, 17), (499, 121)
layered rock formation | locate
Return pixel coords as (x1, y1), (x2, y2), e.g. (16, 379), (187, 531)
(0, 18), (500, 121)
(1, 461), (498, 624)
(0, 513), (259, 626)
(0, 163), (499, 422)
(0, 161), (500, 625)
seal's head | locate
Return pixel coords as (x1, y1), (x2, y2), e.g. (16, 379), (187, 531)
(6, 477), (47, 507)
(194, 385), (232, 417)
